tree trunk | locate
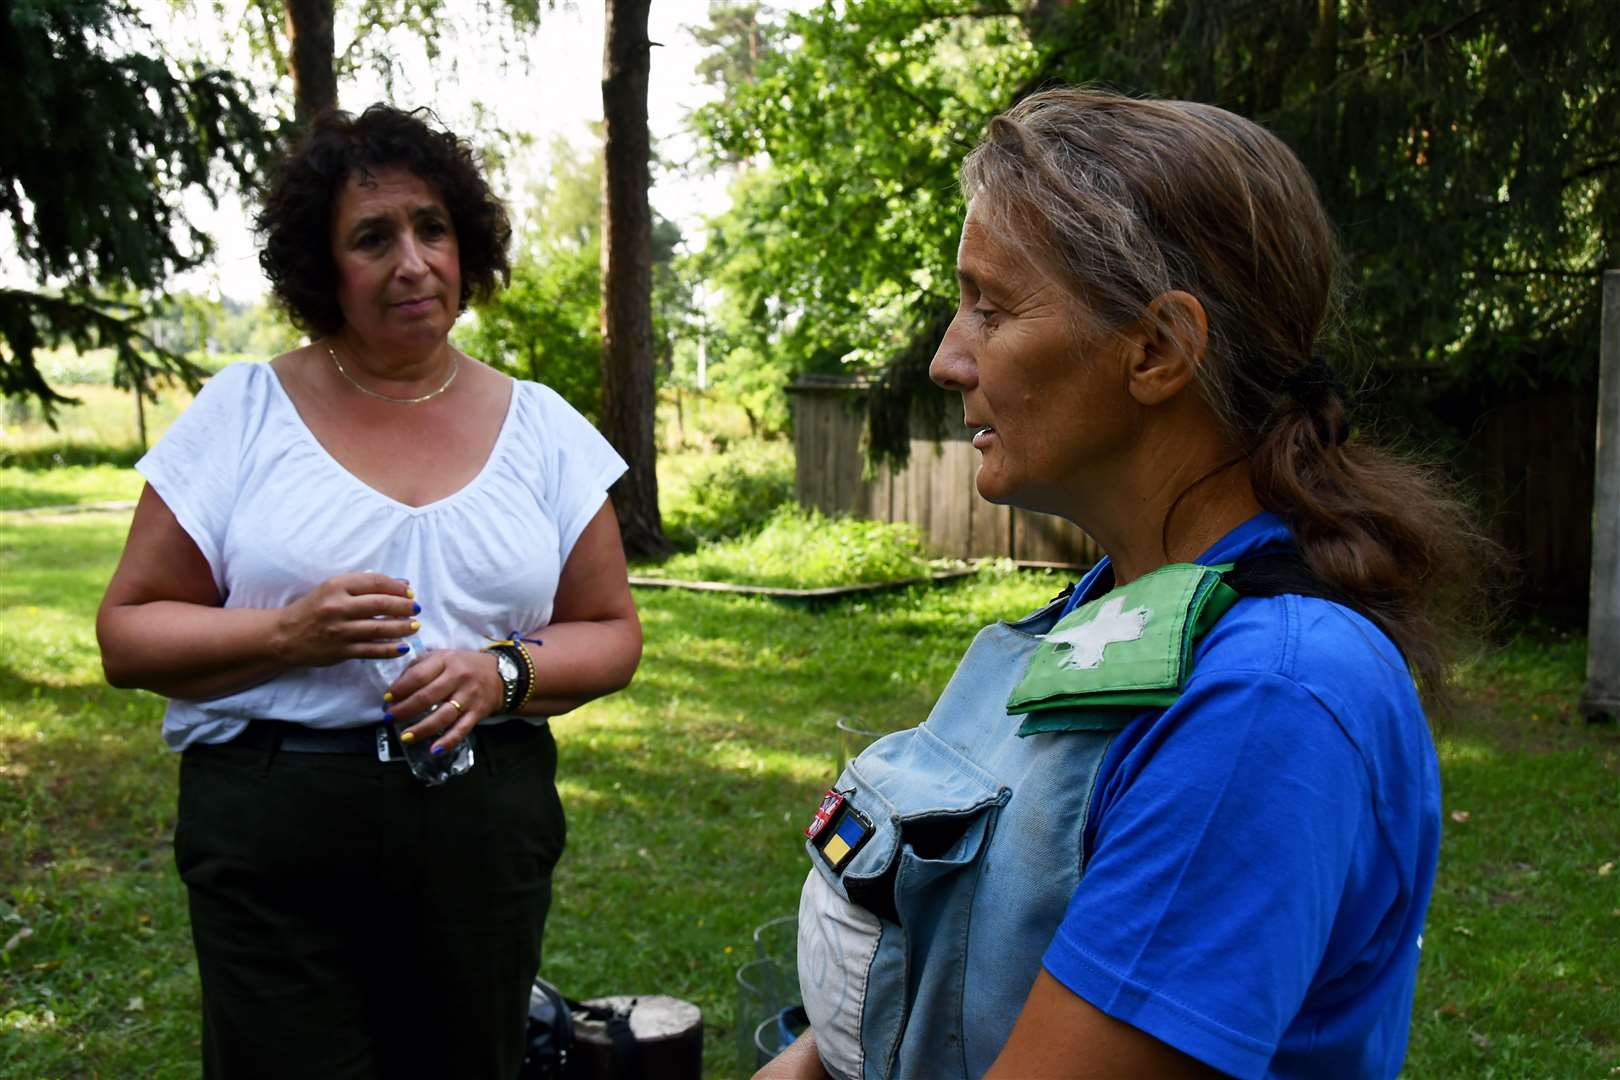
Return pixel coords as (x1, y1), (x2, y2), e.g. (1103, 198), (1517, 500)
(600, 0), (669, 557)
(283, 0), (337, 127)
(133, 384), (147, 453)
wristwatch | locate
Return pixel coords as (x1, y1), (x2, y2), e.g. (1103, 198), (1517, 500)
(492, 648), (523, 713)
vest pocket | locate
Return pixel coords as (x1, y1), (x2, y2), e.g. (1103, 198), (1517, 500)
(816, 724), (1008, 1079)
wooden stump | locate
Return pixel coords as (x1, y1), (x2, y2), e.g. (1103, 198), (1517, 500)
(573, 994), (703, 1080)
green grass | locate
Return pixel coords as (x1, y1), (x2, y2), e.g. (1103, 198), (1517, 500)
(2, 383), (197, 470)
(1, 512), (1615, 1078)
(0, 465), (145, 511)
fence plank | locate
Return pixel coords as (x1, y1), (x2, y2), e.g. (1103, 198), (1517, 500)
(789, 379), (1100, 566)
(933, 440), (973, 556)
(1581, 271), (1620, 720)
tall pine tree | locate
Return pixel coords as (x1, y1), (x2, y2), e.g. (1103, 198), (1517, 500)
(1, 0), (273, 418)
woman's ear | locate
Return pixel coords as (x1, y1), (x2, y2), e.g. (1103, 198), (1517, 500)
(1125, 290), (1209, 406)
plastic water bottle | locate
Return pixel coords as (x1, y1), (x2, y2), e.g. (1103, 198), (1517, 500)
(371, 626), (475, 786)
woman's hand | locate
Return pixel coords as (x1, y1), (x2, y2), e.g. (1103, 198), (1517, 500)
(383, 648), (504, 754)
(99, 488), (421, 700)
(753, 1031), (830, 1080)
(269, 573), (418, 667)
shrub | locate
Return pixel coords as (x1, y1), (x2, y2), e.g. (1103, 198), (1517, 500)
(662, 443), (795, 547)
(657, 505), (935, 589)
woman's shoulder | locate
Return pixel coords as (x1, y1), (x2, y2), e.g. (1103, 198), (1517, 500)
(1188, 592), (1428, 772)
(200, 357), (276, 395)
(501, 374), (614, 448)
(502, 372), (584, 420)
(163, 360), (280, 433)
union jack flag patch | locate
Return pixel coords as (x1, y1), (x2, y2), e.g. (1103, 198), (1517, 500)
(806, 788), (845, 840)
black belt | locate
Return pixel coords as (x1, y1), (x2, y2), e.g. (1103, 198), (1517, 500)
(235, 718), (541, 757)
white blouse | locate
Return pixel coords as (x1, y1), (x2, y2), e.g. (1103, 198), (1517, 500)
(136, 361), (627, 749)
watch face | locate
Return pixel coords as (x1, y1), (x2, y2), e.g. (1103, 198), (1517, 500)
(495, 652), (520, 681)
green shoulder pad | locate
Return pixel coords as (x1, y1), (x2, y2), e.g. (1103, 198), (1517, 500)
(1008, 562), (1238, 735)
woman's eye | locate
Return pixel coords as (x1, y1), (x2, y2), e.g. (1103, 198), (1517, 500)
(972, 306), (1000, 327)
(356, 232), (385, 250)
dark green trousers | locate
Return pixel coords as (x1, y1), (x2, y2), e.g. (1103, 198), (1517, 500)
(175, 724), (565, 1080)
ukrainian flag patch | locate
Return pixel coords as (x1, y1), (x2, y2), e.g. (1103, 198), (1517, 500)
(807, 788), (874, 874)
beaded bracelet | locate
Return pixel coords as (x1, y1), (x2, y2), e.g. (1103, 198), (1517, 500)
(487, 637), (540, 712)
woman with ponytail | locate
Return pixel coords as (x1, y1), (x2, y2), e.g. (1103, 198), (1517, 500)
(765, 88), (1492, 1080)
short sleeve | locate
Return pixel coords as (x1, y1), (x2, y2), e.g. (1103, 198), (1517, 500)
(1042, 671), (1371, 1080)
(134, 363), (264, 595)
(531, 385), (628, 562)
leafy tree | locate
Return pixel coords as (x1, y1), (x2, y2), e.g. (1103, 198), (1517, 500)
(692, 0), (1618, 462)
(687, 1), (780, 101)
(457, 140), (606, 420)
(229, 0), (550, 128)
(457, 137), (688, 426)
(1, 0), (274, 421)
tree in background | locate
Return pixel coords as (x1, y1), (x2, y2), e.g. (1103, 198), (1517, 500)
(600, 0), (667, 556)
(692, 0), (1618, 461)
(688, 1), (778, 103)
(0, 0), (273, 421)
(235, 0), (549, 129)
(456, 137), (688, 425)
(281, 0), (339, 123)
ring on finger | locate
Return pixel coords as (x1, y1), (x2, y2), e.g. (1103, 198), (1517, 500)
(446, 698), (464, 715)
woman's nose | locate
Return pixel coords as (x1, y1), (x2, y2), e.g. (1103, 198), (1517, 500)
(395, 234), (428, 278)
(929, 320), (976, 391)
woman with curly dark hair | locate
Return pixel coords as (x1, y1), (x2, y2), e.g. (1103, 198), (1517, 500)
(97, 104), (642, 1079)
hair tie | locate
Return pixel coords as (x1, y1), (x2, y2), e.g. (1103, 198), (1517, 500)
(1280, 356), (1352, 446)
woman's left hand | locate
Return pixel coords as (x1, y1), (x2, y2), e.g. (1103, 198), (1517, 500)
(384, 649), (503, 754)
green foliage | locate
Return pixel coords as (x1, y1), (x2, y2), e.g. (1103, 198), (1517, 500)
(232, 0), (549, 98)
(656, 506), (937, 589)
(691, 0), (1619, 462)
(457, 138), (691, 422)
(0, 0), (274, 421)
(685, 1), (780, 97)
(690, 3), (1026, 449)
(1031, 0), (1619, 388)
(1, 378), (197, 468)
(659, 442), (795, 548)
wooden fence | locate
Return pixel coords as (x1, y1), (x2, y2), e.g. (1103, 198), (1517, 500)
(1465, 384), (1599, 617)
(790, 375), (1601, 614)
(789, 378), (1101, 565)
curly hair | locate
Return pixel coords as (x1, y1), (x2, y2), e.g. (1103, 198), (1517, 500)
(256, 105), (511, 336)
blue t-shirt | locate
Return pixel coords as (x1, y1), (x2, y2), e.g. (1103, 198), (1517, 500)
(1042, 513), (1441, 1079)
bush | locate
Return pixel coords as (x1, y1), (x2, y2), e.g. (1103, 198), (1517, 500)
(0, 445), (143, 469)
(662, 443), (795, 547)
(657, 505), (936, 588)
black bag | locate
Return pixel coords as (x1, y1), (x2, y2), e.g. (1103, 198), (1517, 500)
(522, 977), (577, 1080)
(522, 978), (643, 1080)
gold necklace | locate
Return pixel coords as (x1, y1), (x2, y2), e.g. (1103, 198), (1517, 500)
(326, 343), (460, 404)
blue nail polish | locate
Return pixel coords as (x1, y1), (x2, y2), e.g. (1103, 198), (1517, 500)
(431, 745), (445, 756)
(411, 602), (421, 615)
(383, 712), (394, 724)
(397, 644), (409, 654)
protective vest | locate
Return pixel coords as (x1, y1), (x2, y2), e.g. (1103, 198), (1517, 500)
(796, 555), (1357, 1080)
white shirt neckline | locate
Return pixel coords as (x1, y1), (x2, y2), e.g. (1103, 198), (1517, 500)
(263, 364), (520, 516)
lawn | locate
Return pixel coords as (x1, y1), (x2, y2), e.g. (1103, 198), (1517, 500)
(1, 491), (1615, 1077)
